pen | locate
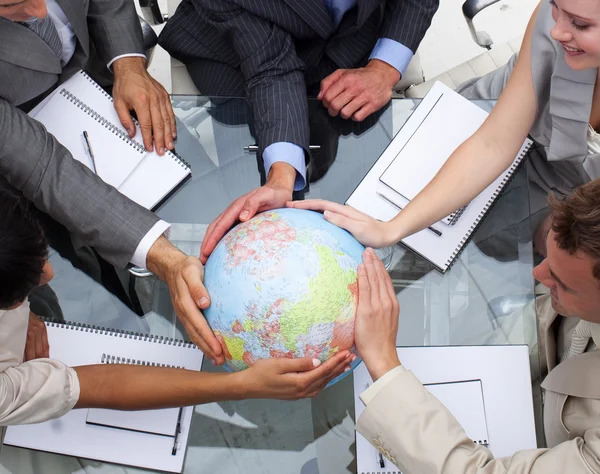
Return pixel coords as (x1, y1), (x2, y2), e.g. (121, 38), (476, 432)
(83, 131), (97, 174)
(172, 407), (183, 456)
(376, 191), (443, 237)
(378, 452), (386, 468)
(244, 145), (321, 152)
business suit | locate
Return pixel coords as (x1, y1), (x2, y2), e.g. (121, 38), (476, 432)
(0, 0), (159, 269)
(355, 292), (600, 473)
(159, 0), (438, 174)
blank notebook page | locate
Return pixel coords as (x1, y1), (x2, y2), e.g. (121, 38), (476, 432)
(379, 91), (488, 202)
(33, 91), (144, 189)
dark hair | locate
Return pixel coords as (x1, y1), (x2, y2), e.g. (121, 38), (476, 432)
(549, 179), (600, 280)
(0, 187), (48, 309)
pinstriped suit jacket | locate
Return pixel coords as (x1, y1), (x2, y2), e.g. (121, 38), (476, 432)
(159, 0), (438, 159)
(0, 0), (159, 268)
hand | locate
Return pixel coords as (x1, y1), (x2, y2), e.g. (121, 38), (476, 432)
(146, 236), (224, 365)
(24, 313), (50, 361)
(242, 351), (353, 400)
(318, 60), (400, 122)
(287, 199), (395, 248)
(200, 162), (296, 264)
(533, 214), (553, 258)
(112, 57), (176, 155)
(355, 248), (401, 381)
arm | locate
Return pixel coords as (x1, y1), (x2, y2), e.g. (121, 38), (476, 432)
(0, 99), (159, 269)
(379, 0), (439, 55)
(87, 0), (176, 154)
(299, 3), (540, 246)
(357, 367), (600, 473)
(194, 0), (310, 187)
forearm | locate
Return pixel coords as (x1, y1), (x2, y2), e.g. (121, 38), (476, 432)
(388, 133), (515, 241)
(87, 0), (145, 63)
(74, 365), (247, 409)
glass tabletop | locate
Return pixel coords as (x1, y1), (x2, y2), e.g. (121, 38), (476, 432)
(0, 97), (539, 474)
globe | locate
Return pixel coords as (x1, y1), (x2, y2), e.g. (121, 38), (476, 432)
(203, 208), (365, 386)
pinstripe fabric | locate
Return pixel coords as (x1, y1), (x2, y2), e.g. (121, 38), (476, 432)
(159, 0), (438, 156)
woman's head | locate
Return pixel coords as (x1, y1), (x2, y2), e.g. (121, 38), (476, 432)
(0, 186), (50, 310)
(550, 0), (600, 70)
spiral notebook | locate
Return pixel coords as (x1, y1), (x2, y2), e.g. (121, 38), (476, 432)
(29, 71), (191, 211)
(4, 320), (204, 473)
(346, 82), (532, 272)
(353, 345), (537, 474)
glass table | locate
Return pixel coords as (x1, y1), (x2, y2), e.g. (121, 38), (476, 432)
(0, 98), (540, 474)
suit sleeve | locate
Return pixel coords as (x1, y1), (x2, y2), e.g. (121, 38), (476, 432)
(192, 0), (310, 159)
(86, 0), (145, 65)
(380, 0), (439, 53)
(356, 367), (600, 473)
(0, 99), (159, 268)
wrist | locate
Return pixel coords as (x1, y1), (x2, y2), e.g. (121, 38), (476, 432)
(366, 353), (401, 382)
(367, 59), (401, 88)
(267, 162), (297, 191)
(146, 236), (187, 282)
(112, 56), (147, 77)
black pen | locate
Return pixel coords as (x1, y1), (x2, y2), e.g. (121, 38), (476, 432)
(378, 452), (386, 468)
(376, 191), (443, 237)
(244, 145), (321, 152)
(172, 407), (183, 455)
(82, 131), (98, 174)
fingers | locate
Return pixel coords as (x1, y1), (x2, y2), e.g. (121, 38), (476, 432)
(322, 210), (360, 232)
(200, 198), (247, 264)
(318, 69), (345, 100)
(340, 96), (368, 120)
(352, 101), (377, 122)
(149, 97), (166, 155)
(173, 275), (224, 364)
(239, 195), (260, 221)
(279, 357), (322, 374)
(286, 199), (361, 219)
(158, 97), (174, 151)
(135, 99), (155, 152)
(321, 76), (348, 109)
(181, 260), (211, 309)
(370, 248), (395, 316)
(303, 351), (352, 394)
(25, 329), (35, 362)
(166, 94), (177, 140)
(114, 99), (136, 138)
(363, 249), (381, 309)
(356, 262), (371, 315)
(40, 321), (50, 358)
(328, 90), (354, 117)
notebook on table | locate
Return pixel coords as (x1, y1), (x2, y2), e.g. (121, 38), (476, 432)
(29, 71), (191, 211)
(353, 345), (536, 474)
(4, 320), (204, 473)
(346, 82), (532, 272)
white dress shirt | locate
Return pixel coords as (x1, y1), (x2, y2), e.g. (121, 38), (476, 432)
(0, 300), (79, 426)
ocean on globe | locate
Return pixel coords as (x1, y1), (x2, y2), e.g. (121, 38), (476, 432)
(203, 208), (365, 386)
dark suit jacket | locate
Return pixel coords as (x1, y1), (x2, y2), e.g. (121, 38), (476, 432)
(0, 0), (159, 268)
(160, 0), (438, 162)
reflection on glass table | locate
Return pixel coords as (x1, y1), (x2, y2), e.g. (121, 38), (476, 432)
(0, 97), (539, 474)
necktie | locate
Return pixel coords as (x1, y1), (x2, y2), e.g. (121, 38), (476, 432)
(563, 319), (593, 361)
(23, 16), (63, 61)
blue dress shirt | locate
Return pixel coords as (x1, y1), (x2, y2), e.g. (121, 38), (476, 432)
(264, 0), (413, 190)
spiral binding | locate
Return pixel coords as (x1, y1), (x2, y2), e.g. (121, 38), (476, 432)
(443, 140), (533, 272)
(60, 76), (191, 172)
(41, 317), (197, 349)
(101, 353), (184, 369)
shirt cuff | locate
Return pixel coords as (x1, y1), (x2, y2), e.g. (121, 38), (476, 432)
(360, 365), (406, 406)
(107, 53), (147, 71)
(262, 142), (307, 191)
(369, 38), (414, 77)
(130, 220), (171, 268)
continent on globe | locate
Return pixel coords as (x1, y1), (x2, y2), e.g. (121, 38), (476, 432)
(203, 208), (365, 386)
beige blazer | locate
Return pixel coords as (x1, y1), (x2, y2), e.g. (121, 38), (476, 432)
(356, 294), (600, 473)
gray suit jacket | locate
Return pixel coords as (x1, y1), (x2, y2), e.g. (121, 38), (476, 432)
(159, 0), (438, 159)
(0, 0), (159, 268)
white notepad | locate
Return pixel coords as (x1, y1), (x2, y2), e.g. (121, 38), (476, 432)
(353, 345), (536, 474)
(346, 82), (532, 272)
(30, 71), (191, 210)
(4, 321), (204, 473)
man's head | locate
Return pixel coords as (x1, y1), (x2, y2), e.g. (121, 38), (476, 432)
(0, 0), (47, 22)
(533, 179), (600, 322)
(0, 186), (52, 310)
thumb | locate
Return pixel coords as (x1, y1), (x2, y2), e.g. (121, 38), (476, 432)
(114, 99), (136, 137)
(279, 357), (321, 374)
(182, 262), (211, 309)
(239, 197), (260, 222)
